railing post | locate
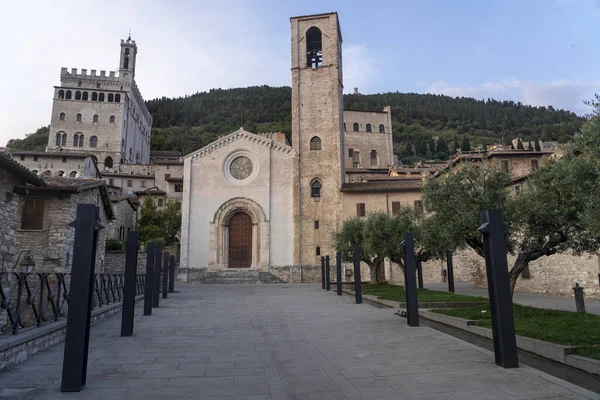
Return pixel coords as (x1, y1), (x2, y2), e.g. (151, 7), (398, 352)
(162, 251), (169, 299)
(446, 250), (455, 293)
(61, 204), (101, 392)
(402, 232), (419, 327)
(168, 255), (175, 293)
(478, 209), (518, 368)
(143, 243), (155, 316)
(121, 231), (139, 337)
(153, 247), (162, 308)
(321, 256), (325, 290)
(325, 255), (331, 291)
(336, 251), (342, 296)
(573, 283), (585, 312)
(353, 247), (362, 304)
(417, 260), (424, 289)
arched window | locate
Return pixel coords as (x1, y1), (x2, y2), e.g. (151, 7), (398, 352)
(75, 91), (81, 100)
(124, 48), (130, 69)
(344, 122), (346, 131)
(310, 179), (322, 198)
(55, 133), (62, 146)
(65, 90), (72, 99)
(74, 133), (84, 147)
(306, 27), (323, 68)
(110, 115), (115, 123)
(61, 133), (66, 146)
(91, 92), (98, 101)
(98, 93), (104, 102)
(115, 94), (121, 102)
(366, 124), (372, 133)
(310, 136), (322, 151)
(59, 112), (65, 121)
(69, 171), (77, 178)
(93, 114), (98, 123)
(379, 124), (385, 133)
(58, 90), (64, 99)
(353, 123), (359, 132)
(76, 113), (82, 122)
(82, 92), (88, 101)
(108, 93), (114, 102)
(316, 246), (321, 256)
(89, 136), (98, 148)
(104, 156), (113, 169)
(77, 81), (82, 87)
(57, 170), (65, 177)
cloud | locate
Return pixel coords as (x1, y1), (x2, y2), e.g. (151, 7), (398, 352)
(427, 79), (600, 115)
(342, 44), (380, 94)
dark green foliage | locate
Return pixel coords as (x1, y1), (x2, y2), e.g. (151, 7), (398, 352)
(105, 239), (124, 252)
(516, 138), (524, 149)
(534, 140), (541, 152)
(460, 136), (471, 151)
(138, 197), (181, 245)
(6, 126), (49, 150)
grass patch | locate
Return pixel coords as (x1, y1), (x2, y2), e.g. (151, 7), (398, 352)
(433, 304), (600, 348)
(360, 283), (485, 303)
(575, 346), (600, 360)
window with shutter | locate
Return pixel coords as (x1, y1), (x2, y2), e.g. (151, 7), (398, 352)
(21, 199), (45, 230)
(357, 203), (366, 217)
(392, 202), (400, 215)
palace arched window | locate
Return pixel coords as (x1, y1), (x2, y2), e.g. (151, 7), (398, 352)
(104, 156), (114, 169)
(59, 112), (65, 121)
(75, 91), (81, 100)
(55, 133), (62, 146)
(57, 171), (65, 177)
(306, 27), (323, 68)
(366, 124), (372, 133)
(98, 93), (105, 102)
(89, 136), (98, 148)
(76, 113), (82, 122)
(115, 94), (121, 102)
(93, 114), (98, 123)
(108, 93), (114, 102)
(73, 133), (84, 147)
(82, 92), (88, 101)
(110, 115), (115, 123)
(58, 90), (64, 99)
(316, 246), (321, 256)
(353, 123), (359, 132)
(379, 124), (385, 133)
(91, 92), (98, 101)
(69, 171), (77, 178)
(310, 179), (322, 198)
(56, 132), (67, 146)
(65, 90), (72, 100)
(310, 136), (322, 151)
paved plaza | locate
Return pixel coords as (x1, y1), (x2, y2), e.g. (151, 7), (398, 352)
(1, 284), (597, 399)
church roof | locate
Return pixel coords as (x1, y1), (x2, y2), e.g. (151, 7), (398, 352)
(341, 180), (422, 193)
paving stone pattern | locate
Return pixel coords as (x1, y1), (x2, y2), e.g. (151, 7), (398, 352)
(1, 284), (597, 399)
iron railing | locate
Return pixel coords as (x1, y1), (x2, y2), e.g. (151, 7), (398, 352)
(0, 272), (145, 336)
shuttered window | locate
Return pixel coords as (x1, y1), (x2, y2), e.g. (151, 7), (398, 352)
(392, 202), (400, 215)
(21, 199), (45, 230)
(357, 203), (366, 217)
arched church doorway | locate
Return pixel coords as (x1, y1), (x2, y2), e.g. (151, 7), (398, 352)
(228, 212), (252, 268)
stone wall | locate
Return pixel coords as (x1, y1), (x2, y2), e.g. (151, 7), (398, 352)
(106, 199), (137, 241)
(268, 265), (321, 283)
(104, 251), (148, 274)
(343, 108), (393, 169)
(0, 170), (20, 271)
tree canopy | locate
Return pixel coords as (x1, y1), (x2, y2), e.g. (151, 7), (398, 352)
(138, 197), (182, 246)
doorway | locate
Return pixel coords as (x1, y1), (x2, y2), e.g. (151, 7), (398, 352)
(228, 212), (252, 268)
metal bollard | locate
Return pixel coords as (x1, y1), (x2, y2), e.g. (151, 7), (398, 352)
(573, 283), (585, 313)
(353, 247), (362, 304)
(325, 255), (331, 291)
(321, 256), (325, 289)
(336, 252), (342, 296)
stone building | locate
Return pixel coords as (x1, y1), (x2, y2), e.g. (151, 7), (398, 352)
(106, 196), (138, 241)
(45, 37), (152, 170)
(13, 177), (114, 273)
(12, 151), (100, 179)
(0, 150), (45, 272)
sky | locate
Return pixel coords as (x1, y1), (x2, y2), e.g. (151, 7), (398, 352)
(2, 0), (600, 145)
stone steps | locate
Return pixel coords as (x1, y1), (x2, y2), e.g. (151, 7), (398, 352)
(194, 270), (285, 284)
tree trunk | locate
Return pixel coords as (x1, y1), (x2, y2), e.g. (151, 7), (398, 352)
(370, 263), (379, 284)
(508, 253), (530, 296)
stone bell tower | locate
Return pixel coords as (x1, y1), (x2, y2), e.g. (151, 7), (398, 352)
(291, 12), (344, 265)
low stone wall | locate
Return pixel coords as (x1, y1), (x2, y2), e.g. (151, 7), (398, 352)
(268, 265), (321, 283)
(103, 251), (148, 274)
(0, 296), (142, 371)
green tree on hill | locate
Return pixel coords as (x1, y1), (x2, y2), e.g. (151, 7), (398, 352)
(460, 136), (471, 152)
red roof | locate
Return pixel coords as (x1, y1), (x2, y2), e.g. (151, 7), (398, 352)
(341, 180), (422, 193)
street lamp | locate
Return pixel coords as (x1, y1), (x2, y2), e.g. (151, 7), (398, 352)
(13, 251), (35, 274)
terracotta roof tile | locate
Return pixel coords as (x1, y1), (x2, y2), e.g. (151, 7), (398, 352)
(341, 180), (422, 193)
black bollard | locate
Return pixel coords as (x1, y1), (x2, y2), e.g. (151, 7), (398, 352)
(478, 209), (518, 368)
(336, 252), (342, 296)
(162, 251), (169, 299)
(573, 283), (585, 312)
(153, 247), (162, 308)
(402, 232), (419, 327)
(143, 243), (155, 316)
(61, 204), (100, 392)
(321, 256), (325, 289)
(446, 251), (455, 293)
(353, 247), (362, 304)
(168, 255), (175, 293)
(325, 255), (331, 291)
(121, 231), (139, 337)
(417, 260), (424, 289)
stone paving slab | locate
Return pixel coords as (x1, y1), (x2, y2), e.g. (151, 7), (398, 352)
(0, 283), (597, 400)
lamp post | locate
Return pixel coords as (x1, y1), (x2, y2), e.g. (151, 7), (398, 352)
(13, 251), (36, 274)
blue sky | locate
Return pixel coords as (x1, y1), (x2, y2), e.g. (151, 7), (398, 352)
(2, 0), (599, 144)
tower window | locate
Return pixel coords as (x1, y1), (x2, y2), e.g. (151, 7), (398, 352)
(69, 171), (77, 178)
(73, 133), (84, 147)
(316, 246), (321, 256)
(353, 123), (359, 132)
(98, 93), (105, 102)
(55, 133), (61, 146)
(348, 148), (354, 157)
(379, 124), (385, 133)
(91, 92), (98, 101)
(357, 203), (366, 217)
(110, 115), (115, 123)
(366, 124), (372, 133)
(59, 112), (65, 121)
(58, 90), (64, 99)
(115, 94), (121, 102)
(314, 220), (319, 229)
(89, 136), (98, 148)
(108, 93), (114, 102)
(175, 184), (183, 192)
(370, 150), (377, 166)
(310, 179), (322, 198)
(306, 27), (322, 68)
(82, 92), (88, 101)
(61, 132), (66, 146)
(65, 90), (72, 99)
(75, 91), (81, 100)
(104, 156), (114, 168)
(93, 114), (98, 123)
(76, 113), (82, 122)
(310, 136), (322, 151)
